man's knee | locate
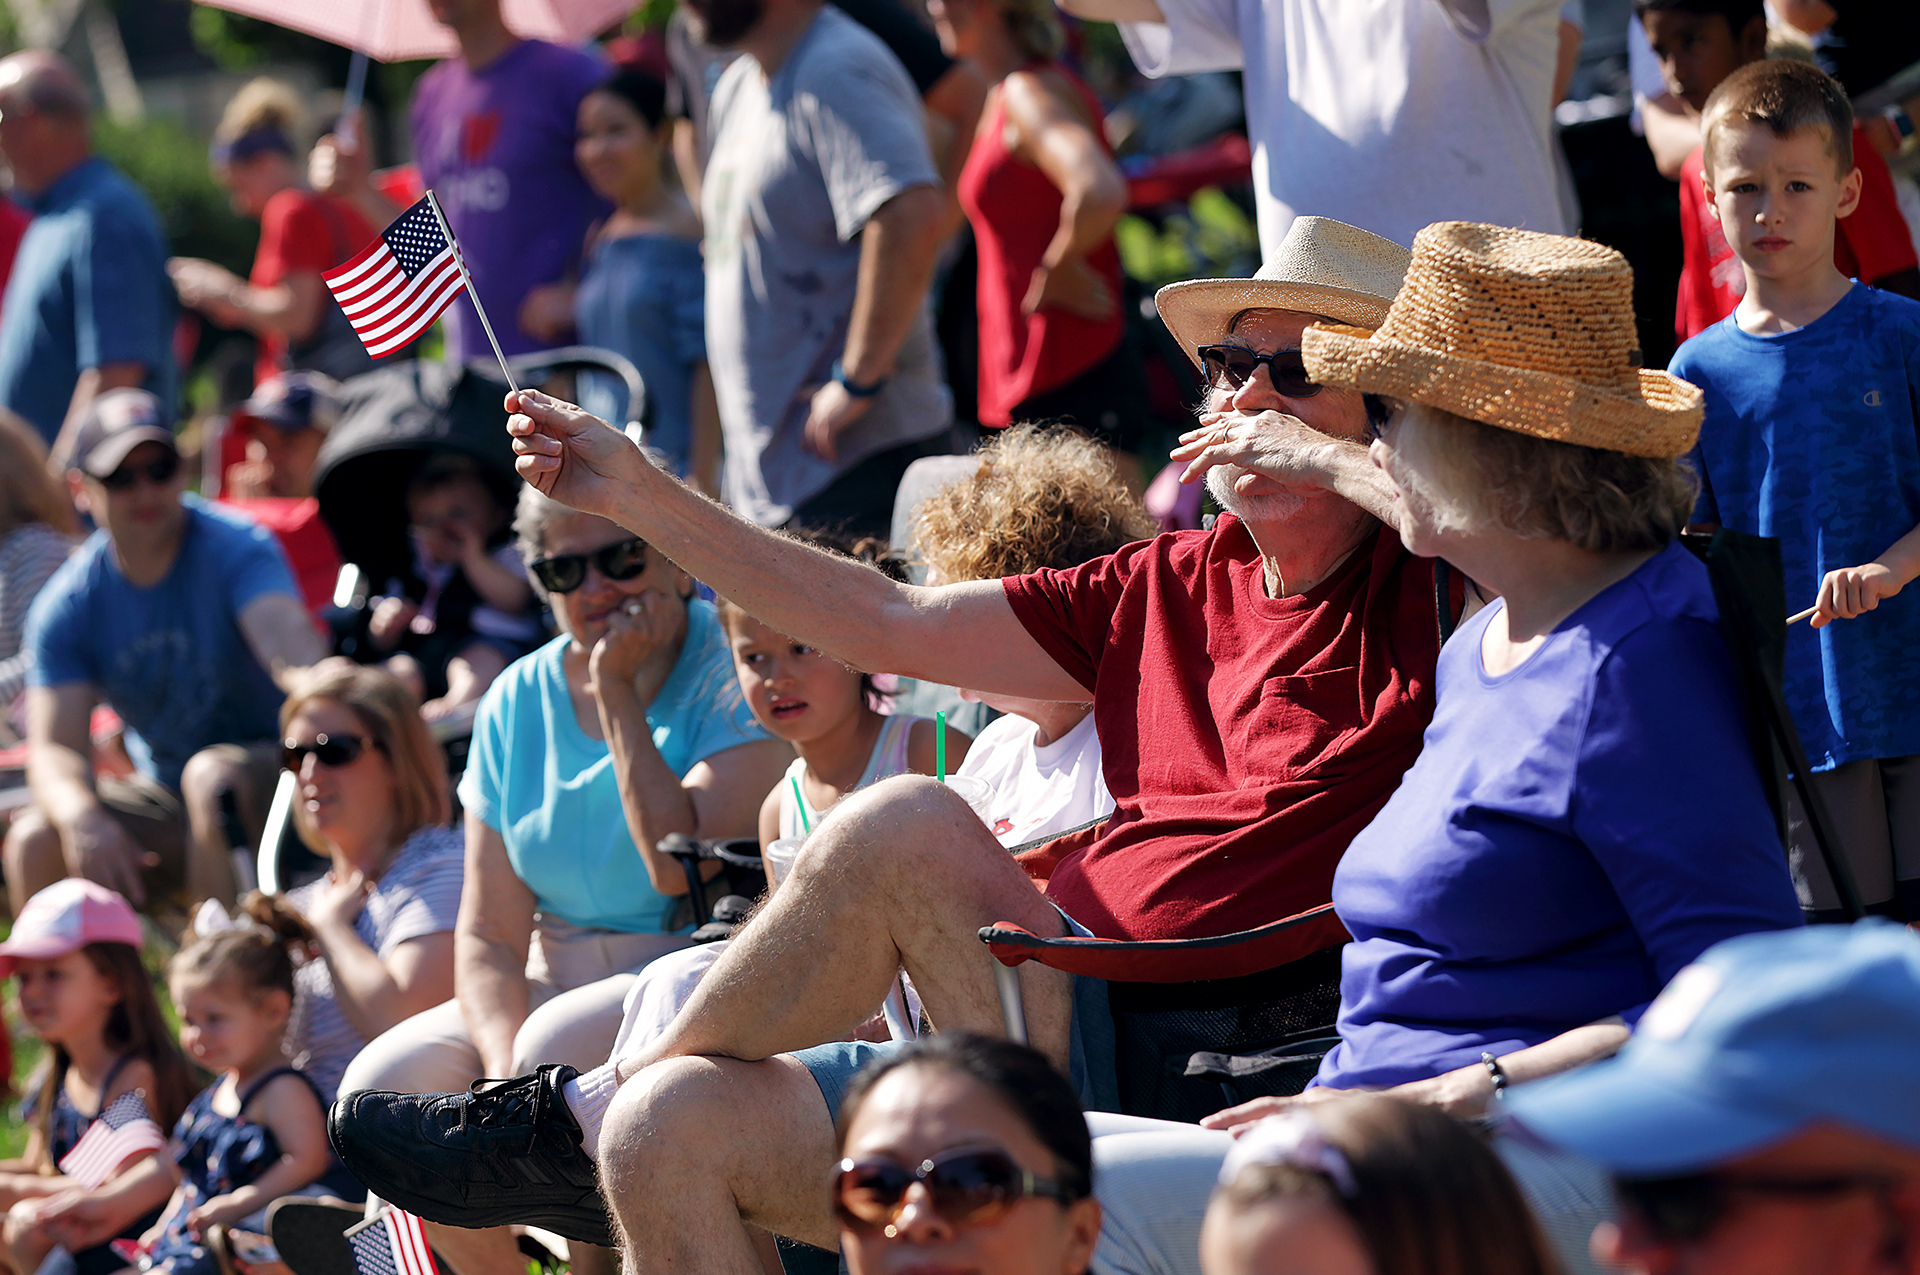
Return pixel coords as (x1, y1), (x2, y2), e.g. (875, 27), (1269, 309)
(807, 774), (1000, 879)
(598, 1057), (735, 1202)
(179, 744), (261, 815)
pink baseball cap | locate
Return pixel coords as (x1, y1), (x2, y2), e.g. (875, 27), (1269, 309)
(0, 880), (143, 975)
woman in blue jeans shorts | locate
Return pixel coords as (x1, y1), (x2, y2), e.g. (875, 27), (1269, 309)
(1127, 222), (1807, 1275)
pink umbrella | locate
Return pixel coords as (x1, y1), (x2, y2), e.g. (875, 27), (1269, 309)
(195, 0), (636, 63)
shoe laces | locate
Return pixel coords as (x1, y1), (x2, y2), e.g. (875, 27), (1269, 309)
(462, 1071), (548, 1141)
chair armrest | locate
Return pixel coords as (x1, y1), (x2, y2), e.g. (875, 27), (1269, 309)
(979, 903), (1347, 984)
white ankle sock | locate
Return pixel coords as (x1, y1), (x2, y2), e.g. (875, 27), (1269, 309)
(560, 1063), (622, 1158)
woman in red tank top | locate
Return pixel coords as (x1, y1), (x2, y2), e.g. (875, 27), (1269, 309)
(935, 0), (1145, 476)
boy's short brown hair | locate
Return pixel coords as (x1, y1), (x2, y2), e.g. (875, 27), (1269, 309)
(1701, 58), (1854, 177)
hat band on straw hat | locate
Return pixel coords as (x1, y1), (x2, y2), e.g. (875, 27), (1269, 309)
(1301, 323), (1704, 459)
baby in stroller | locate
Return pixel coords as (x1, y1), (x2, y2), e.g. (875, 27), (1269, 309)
(368, 454), (542, 721)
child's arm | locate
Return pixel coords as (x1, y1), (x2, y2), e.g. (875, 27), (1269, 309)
(907, 717), (972, 777)
(1810, 523), (1920, 628)
(758, 782), (782, 854)
(457, 532), (533, 616)
(23, 1155), (177, 1253)
(137, 1181), (191, 1249)
(183, 1074), (331, 1235)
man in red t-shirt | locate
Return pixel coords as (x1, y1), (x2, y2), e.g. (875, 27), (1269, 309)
(328, 218), (1453, 1264)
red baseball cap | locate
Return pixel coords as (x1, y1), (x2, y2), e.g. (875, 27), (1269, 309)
(0, 880), (143, 975)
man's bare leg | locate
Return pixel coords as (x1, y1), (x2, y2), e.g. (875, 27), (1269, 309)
(613, 775), (1076, 1079)
(601, 1055), (840, 1275)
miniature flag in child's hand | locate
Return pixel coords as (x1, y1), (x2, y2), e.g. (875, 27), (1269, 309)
(324, 195), (468, 359)
(348, 1207), (440, 1275)
(57, 1090), (166, 1187)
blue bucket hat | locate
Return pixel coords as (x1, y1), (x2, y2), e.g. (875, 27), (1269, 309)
(1505, 921), (1920, 1177)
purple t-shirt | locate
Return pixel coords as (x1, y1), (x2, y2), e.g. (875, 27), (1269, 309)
(1320, 540), (1802, 1091)
(410, 40), (610, 361)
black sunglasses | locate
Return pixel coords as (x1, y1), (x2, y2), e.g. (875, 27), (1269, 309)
(1196, 345), (1321, 397)
(98, 452), (181, 492)
(1615, 1172), (1901, 1243)
(282, 732), (381, 773)
(528, 538), (649, 594)
(833, 1149), (1078, 1238)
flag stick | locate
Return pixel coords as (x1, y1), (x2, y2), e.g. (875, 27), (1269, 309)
(342, 1208), (389, 1239)
(424, 190), (520, 393)
(1787, 606), (1817, 626)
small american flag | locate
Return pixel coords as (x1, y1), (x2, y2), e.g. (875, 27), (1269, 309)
(324, 195), (468, 360)
(347, 1208), (440, 1275)
(57, 1090), (167, 1188)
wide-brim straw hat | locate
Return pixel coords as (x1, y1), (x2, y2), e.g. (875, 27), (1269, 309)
(1156, 217), (1413, 368)
(1301, 221), (1703, 458)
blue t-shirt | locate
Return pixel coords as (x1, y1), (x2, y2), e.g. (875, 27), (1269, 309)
(456, 599), (773, 933)
(1672, 283), (1920, 770)
(25, 497), (297, 788)
(1321, 542), (1802, 1091)
(574, 233), (706, 477)
(0, 158), (177, 443)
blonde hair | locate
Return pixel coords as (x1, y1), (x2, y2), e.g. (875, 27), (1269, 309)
(0, 408), (77, 537)
(214, 77), (304, 151)
(1402, 405), (1697, 553)
(994, 0), (1064, 61)
(169, 894), (308, 1006)
(911, 425), (1157, 583)
(278, 664), (450, 854)
(1211, 1095), (1558, 1275)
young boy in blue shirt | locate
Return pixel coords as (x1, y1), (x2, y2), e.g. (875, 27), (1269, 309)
(1671, 58), (1920, 923)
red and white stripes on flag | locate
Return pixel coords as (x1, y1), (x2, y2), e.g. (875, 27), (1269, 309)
(347, 1207), (440, 1275)
(57, 1090), (167, 1188)
(323, 195), (468, 359)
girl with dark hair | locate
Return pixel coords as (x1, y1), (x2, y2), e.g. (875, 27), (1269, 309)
(0, 882), (195, 1275)
(563, 69), (722, 496)
(834, 1035), (1101, 1275)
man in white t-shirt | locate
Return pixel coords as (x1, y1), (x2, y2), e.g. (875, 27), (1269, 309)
(1062, 0), (1568, 251)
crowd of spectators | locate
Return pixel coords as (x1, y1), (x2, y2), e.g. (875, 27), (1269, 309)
(0, 2), (1911, 1275)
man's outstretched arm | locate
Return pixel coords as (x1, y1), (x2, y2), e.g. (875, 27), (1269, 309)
(1054, 0), (1164, 23)
(506, 390), (1090, 702)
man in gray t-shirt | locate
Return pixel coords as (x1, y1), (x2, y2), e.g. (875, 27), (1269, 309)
(701, 0), (953, 531)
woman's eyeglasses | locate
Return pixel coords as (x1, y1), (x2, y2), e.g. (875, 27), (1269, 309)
(1615, 1172), (1900, 1244)
(282, 732), (380, 772)
(528, 538), (649, 594)
(98, 452), (181, 492)
(832, 1149), (1077, 1238)
(1196, 345), (1322, 398)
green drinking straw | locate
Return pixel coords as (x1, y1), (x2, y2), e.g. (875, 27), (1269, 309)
(936, 710), (947, 782)
(791, 776), (812, 834)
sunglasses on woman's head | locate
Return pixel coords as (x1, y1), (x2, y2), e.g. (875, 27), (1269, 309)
(1615, 1172), (1901, 1244)
(1196, 345), (1322, 398)
(528, 538), (649, 594)
(281, 732), (379, 772)
(98, 452), (181, 492)
(832, 1149), (1077, 1238)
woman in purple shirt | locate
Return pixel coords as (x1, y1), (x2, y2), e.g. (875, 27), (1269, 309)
(1181, 221), (1801, 1128)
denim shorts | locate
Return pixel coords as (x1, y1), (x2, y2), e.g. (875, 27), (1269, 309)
(794, 907), (1120, 1120)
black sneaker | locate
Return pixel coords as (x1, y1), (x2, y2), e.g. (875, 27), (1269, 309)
(328, 1064), (614, 1247)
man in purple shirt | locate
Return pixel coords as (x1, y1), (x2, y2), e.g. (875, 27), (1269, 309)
(319, 0), (607, 362)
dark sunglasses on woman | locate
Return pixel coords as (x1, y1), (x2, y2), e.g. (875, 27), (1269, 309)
(1614, 1171), (1900, 1244)
(832, 1148), (1077, 1237)
(528, 538), (649, 594)
(98, 451), (181, 492)
(1196, 345), (1322, 398)
(282, 732), (382, 772)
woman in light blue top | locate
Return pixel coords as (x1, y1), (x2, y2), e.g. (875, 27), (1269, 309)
(572, 70), (720, 496)
(337, 488), (790, 1275)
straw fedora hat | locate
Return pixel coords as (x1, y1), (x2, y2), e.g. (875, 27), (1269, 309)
(1155, 217), (1412, 370)
(1300, 221), (1703, 458)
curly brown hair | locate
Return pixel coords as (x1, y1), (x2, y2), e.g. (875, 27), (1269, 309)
(910, 426), (1157, 583)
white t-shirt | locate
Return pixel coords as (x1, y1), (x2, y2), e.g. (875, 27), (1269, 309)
(1121, 0), (1567, 252)
(957, 711), (1113, 849)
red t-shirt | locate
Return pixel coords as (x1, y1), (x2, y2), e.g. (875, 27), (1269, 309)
(1675, 124), (1918, 343)
(1001, 517), (1441, 944)
(249, 189), (375, 386)
(0, 198), (30, 315)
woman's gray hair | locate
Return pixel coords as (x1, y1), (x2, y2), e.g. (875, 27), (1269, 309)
(1409, 406), (1699, 552)
(514, 484), (574, 567)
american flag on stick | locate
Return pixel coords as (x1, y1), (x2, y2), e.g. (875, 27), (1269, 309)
(346, 1207), (441, 1275)
(57, 1090), (167, 1188)
(323, 194), (470, 361)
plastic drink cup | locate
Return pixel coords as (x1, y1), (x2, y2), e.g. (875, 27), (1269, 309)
(943, 774), (995, 825)
(763, 836), (804, 889)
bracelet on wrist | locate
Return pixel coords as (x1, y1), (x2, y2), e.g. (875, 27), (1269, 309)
(1481, 1051), (1509, 1098)
(832, 359), (889, 399)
